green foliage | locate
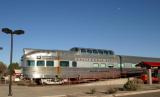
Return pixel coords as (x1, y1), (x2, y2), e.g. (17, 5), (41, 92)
(123, 80), (140, 91)
(0, 61), (7, 76)
(90, 88), (96, 94)
(8, 62), (21, 74)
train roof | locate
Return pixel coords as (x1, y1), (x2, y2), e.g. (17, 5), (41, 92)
(23, 48), (71, 57)
(23, 47), (115, 55)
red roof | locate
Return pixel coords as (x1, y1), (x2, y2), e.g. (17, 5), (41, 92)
(136, 62), (160, 67)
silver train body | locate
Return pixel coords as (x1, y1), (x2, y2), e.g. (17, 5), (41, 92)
(22, 47), (160, 80)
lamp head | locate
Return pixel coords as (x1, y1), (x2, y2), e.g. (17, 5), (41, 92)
(2, 28), (12, 34)
(13, 30), (25, 35)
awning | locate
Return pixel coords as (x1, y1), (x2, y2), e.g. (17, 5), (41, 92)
(136, 62), (160, 67)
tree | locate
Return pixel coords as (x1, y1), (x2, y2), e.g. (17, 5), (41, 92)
(0, 61), (7, 77)
(8, 62), (21, 75)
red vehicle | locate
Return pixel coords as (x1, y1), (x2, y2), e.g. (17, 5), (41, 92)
(140, 69), (160, 83)
(140, 74), (159, 83)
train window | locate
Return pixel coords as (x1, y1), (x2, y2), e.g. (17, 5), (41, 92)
(75, 48), (79, 52)
(93, 50), (98, 54)
(27, 60), (35, 66)
(108, 51), (114, 55)
(98, 50), (103, 54)
(46, 61), (54, 66)
(37, 60), (45, 66)
(104, 50), (108, 55)
(100, 63), (106, 68)
(119, 64), (124, 68)
(72, 61), (77, 67)
(60, 61), (69, 67)
(70, 48), (79, 52)
(81, 49), (86, 53)
(108, 65), (114, 68)
(131, 64), (136, 68)
(93, 63), (99, 68)
(87, 49), (92, 54)
(110, 51), (114, 55)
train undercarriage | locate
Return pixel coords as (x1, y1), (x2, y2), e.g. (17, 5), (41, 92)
(23, 68), (143, 85)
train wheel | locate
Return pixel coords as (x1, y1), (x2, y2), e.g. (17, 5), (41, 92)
(34, 79), (42, 85)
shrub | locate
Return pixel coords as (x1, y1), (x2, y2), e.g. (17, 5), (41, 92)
(123, 80), (140, 91)
(106, 87), (118, 94)
(88, 88), (96, 94)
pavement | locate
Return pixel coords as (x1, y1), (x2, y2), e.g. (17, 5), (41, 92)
(113, 89), (160, 97)
(77, 78), (133, 86)
(40, 89), (160, 97)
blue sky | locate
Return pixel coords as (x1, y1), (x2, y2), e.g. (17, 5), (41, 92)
(0, 0), (160, 65)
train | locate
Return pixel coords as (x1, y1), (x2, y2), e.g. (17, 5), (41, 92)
(21, 47), (160, 84)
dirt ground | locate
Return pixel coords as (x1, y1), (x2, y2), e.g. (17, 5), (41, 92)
(0, 78), (160, 97)
(0, 84), (122, 97)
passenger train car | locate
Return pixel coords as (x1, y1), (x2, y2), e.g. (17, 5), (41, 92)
(21, 47), (160, 84)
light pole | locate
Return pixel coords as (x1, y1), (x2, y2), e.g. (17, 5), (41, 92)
(1, 28), (24, 96)
(118, 55), (123, 77)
